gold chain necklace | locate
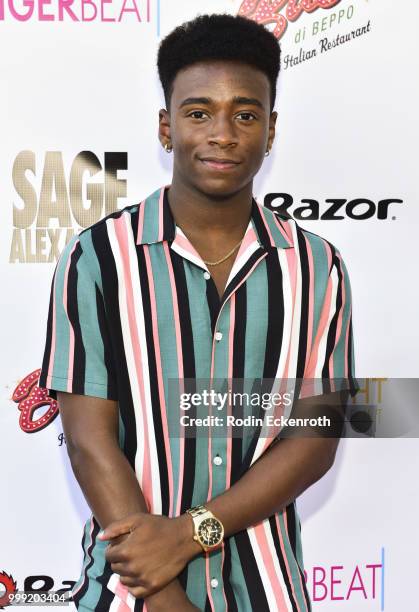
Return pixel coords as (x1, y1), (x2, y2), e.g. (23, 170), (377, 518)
(203, 238), (243, 266)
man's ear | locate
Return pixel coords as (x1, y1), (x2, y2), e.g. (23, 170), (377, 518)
(267, 110), (278, 149)
(158, 108), (171, 148)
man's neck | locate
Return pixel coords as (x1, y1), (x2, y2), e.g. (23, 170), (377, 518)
(167, 178), (253, 242)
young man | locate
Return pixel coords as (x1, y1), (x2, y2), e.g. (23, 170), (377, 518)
(39, 13), (358, 612)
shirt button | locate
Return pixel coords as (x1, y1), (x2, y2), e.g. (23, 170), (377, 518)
(210, 578), (219, 589)
(213, 455), (223, 466)
(215, 331), (223, 342)
(203, 271), (211, 280)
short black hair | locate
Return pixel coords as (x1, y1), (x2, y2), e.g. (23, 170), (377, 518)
(157, 13), (281, 112)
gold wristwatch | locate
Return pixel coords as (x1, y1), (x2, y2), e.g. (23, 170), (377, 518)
(187, 505), (224, 552)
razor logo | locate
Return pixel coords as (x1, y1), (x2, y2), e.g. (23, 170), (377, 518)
(264, 193), (403, 220)
(238, 0), (342, 39)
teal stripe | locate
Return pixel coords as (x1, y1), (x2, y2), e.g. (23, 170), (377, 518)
(277, 510), (308, 609)
(76, 249), (109, 396)
(79, 231), (103, 293)
(332, 255), (352, 377)
(51, 235), (78, 383)
(185, 556), (210, 610)
(244, 260), (269, 380)
(183, 263), (212, 506)
(228, 537), (253, 611)
(78, 534), (109, 610)
(149, 244), (182, 513)
(141, 188), (161, 243)
(304, 232), (329, 348)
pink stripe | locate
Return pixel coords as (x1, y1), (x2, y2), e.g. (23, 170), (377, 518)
(114, 581), (132, 611)
(71, 516), (95, 597)
(205, 554), (216, 612)
(136, 198), (146, 244)
(274, 513), (303, 611)
(282, 248), (298, 380)
(220, 544), (229, 609)
(157, 185), (165, 242)
(253, 523), (289, 609)
(304, 243), (333, 378)
(226, 293), (235, 490)
(62, 240), (79, 392)
(172, 232), (205, 262)
(303, 235), (315, 375)
(163, 241), (185, 517)
(344, 306), (351, 379)
(281, 509), (309, 611)
(143, 245), (175, 516)
(114, 216), (153, 507)
(238, 226), (258, 253)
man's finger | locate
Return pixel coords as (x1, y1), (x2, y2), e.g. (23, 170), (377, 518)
(97, 515), (140, 540)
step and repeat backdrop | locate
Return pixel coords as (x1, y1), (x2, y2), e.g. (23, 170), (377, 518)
(1, 0), (418, 610)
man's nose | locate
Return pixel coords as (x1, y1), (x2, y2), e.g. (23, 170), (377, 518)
(207, 114), (239, 147)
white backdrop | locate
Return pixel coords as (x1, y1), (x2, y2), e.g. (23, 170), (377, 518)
(1, 0), (418, 609)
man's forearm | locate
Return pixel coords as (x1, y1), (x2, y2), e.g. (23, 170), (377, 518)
(68, 440), (195, 608)
(206, 435), (338, 537)
(68, 440), (148, 528)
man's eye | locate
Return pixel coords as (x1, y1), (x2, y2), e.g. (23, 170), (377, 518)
(237, 112), (256, 121)
(188, 111), (207, 119)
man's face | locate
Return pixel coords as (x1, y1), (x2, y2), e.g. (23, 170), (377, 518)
(159, 60), (277, 198)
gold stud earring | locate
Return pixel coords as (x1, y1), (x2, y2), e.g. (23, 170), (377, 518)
(164, 143), (173, 153)
(265, 148), (271, 157)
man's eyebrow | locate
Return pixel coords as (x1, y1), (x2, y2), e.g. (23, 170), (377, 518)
(179, 96), (264, 109)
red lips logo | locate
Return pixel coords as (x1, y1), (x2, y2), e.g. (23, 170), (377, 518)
(0, 572), (17, 609)
(12, 369), (58, 433)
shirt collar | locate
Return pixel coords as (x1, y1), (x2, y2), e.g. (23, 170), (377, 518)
(136, 185), (294, 249)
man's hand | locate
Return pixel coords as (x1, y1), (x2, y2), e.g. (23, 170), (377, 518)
(97, 512), (201, 599)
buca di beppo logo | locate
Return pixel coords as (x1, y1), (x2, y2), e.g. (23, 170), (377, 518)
(238, 0), (342, 39)
(12, 369), (58, 433)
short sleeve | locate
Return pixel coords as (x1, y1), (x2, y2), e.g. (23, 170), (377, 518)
(39, 234), (118, 400)
(301, 246), (360, 400)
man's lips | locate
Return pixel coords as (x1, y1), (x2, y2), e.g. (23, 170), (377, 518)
(200, 157), (241, 171)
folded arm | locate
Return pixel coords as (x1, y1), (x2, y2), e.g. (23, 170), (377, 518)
(57, 391), (199, 611)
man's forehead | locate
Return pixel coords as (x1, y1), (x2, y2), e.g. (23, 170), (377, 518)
(171, 61), (270, 104)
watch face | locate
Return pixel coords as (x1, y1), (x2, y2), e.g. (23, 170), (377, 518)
(198, 518), (223, 547)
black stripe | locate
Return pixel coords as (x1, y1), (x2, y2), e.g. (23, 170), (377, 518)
(206, 277), (221, 335)
(296, 228), (310, 379)
(221, 248), (266, 307)
(67, 243), (86, 394)
(169, 249), (197, 513)
(322, 250), (342, 381)
(251, 198), (272, 247)
(234, 530), (270, 611)
(230, 284), (246, 484)
(95, 285), (118, 400)
(222, 539), (239, 612)
(136, 246), (170, 516)
(39, 267), (57, 393)
(286, 502), (297, 558)
(262, 251), (284, 380)
(269, 515), (299, 612)
(163, 186), (176, 240)
(91, 224), (138, 471)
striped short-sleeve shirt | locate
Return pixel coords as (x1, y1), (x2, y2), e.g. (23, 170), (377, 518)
(39, 184), (358, 612)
